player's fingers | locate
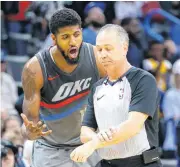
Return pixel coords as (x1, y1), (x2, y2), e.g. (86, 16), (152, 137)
(32, 123), (46, 133)
(40, 124), (47, 131)
(27, 121), (33, 129)
(27, 121), (37, 132)
(40, 130), (52, 136)
(36, 121), (44, 128)
(21, 113), (29, 126)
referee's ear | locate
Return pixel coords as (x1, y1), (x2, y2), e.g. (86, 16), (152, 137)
(122, 42), (128, 55)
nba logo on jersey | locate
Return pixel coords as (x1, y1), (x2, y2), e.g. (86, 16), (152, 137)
(52, 78), (92, 102)
(119, 88), (124, 99)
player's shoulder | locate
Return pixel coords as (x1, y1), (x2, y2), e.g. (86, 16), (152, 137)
(22, 53), (44, 80)
(22, 54), (44, 88)
(126, 66), (156, 84)
(24, 55), (40, 70)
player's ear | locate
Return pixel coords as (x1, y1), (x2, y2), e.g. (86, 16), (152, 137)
(51, 33), (56, 45)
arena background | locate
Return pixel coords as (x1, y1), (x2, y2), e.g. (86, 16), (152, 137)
(1, 1), (180, 167)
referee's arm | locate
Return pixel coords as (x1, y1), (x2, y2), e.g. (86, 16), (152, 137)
(80, 85), (98, 143)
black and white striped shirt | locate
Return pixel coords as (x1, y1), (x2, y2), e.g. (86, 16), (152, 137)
(82, 67), (159, 160)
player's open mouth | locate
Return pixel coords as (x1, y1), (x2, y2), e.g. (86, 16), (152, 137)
(69, 47), (78, 58)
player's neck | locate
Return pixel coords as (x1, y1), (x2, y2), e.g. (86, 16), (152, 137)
(107, 62), (132, 81)
(51, 46), (78, 73)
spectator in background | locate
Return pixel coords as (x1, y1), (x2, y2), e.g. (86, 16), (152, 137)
(160, 1), (180, 19)
(0, 50), (18, 116)
(169, 2), (180, 18)
(162, 59), (180, 158)
(143, 41), (172, 92)
(1, 1), (32, 55)
(1, 140), (18, 167)
(26, 1), (65, 40)
(83, 2), (106, 45)
(2, 116), (26, 167)
(114, 1), (143, 24)
(1, 139), (25, 167)
(1, 115), (22, 135)
(121, 17), (147, 68)
(1, 9), (8, 49)
(164, 39), (180, 64)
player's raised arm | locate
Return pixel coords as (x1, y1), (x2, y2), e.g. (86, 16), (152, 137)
(21, 57), (52, 140)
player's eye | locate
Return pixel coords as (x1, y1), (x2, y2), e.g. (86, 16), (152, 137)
(62, 35), (69, 39)
(74, 33), (80, 38)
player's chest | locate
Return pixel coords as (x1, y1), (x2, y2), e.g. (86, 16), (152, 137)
(42, 74), (97, 103)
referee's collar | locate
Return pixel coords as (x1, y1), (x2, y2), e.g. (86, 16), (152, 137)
(103, 66), (135, 86)
(104, 77), (123, 86)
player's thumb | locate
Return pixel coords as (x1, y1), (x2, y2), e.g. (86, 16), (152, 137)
(21, 113), (29, 126)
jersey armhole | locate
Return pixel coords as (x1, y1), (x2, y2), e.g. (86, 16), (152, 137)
(36, 52), (48, 94)
(86, 43), (100, 80)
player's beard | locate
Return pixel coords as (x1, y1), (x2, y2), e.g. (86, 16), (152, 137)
(57, 42), (83, 65)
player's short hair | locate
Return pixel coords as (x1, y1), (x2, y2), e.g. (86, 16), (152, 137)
(98, 24), (129, 46)
(49, 8), (82, 34)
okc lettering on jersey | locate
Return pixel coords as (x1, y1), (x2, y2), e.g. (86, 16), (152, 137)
(52, 77), (92, 102)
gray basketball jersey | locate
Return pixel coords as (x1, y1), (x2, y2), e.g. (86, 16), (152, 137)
(36, 42), (99, 146)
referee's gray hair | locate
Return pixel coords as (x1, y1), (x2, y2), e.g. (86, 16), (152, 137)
(98, 24), (129, 45)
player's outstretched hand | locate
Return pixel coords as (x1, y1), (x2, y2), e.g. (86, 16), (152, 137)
(21, 113), (52, 140)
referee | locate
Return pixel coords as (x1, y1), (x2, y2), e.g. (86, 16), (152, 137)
(70, 24), (162, 167)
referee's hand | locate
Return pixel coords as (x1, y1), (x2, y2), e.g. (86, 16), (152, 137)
(97, 127), (117, 142)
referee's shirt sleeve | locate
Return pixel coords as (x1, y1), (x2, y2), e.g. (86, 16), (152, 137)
(82, 85), (98, 130)
(129, 73), (159, 119)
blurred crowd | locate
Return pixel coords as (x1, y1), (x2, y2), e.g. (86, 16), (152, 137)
(1, 1), (180, 167)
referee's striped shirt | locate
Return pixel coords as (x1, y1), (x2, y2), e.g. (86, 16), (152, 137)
(82, 67), (159, 160)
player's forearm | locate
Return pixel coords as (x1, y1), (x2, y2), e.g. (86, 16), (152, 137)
(21, 100), (40, 140)
(80, 126), (97, 143)
(93, 120), (141, 149)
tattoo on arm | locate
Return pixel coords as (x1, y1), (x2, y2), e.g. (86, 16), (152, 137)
(22, 67), (40, 121)
(22, 67), (36, 101)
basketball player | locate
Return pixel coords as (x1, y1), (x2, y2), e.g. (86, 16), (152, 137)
(21, 8), (105, 167)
